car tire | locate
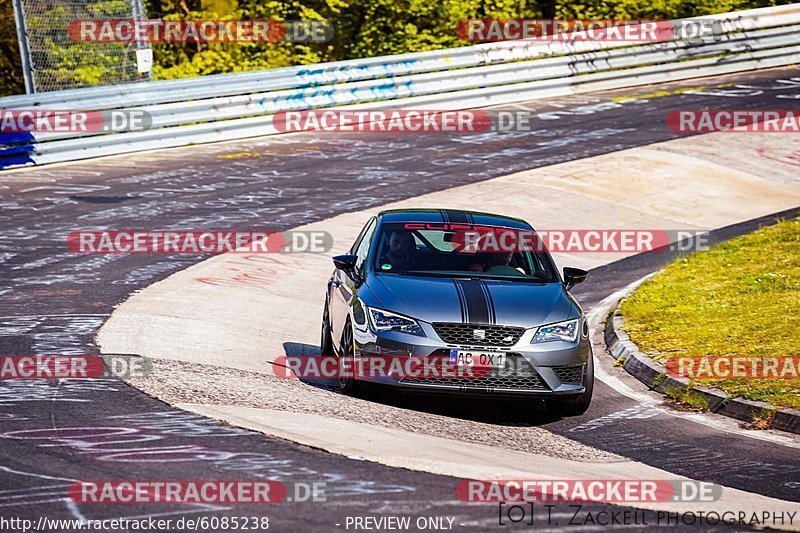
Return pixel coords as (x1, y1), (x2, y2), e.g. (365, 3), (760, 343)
(336, 318), (358, 394)
(320, 300), (335, 357)
(550, 356), (594, 417)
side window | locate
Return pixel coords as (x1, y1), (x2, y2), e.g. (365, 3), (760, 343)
(353, 219), (376, 276)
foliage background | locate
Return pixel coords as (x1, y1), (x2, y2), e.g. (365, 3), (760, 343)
(0, 0), (796, 95)
(1, 0), (24, 95)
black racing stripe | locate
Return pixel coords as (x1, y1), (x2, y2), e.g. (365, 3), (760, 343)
(459, 279), (490, 325)
(443, 210), (469, 224)
(453, 280), (468, 322)
(479, 281), (496, 325)
(439, 209), (449, 223)
(466, 212), (475, 224)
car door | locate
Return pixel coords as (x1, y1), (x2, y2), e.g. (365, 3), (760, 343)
(329, 217), (376, 347)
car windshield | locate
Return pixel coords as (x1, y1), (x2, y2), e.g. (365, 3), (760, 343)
(372, 222), (559, 282)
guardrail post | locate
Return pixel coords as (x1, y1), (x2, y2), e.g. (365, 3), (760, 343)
(12, 0), (36, 94)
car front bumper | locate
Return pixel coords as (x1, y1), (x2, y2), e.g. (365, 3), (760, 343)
(352, 320), (591, 397)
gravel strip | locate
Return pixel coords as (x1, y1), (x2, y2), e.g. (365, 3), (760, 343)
(127, 358), (624, 463)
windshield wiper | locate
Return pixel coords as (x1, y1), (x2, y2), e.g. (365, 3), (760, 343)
(402, 270), (552, 282)
(402, 270), (457, 278)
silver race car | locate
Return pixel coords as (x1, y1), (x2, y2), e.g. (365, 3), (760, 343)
(320, 209), (593, 416)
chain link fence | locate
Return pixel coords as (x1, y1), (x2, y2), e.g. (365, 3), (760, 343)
(13, 0), (151, 93)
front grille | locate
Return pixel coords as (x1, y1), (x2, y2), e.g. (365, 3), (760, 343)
(400, 353), (549, 391)
(553, 364), (585, 384)
(432, 323), (525, 347)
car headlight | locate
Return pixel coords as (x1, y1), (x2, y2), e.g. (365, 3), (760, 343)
(367, 307), (425, 336)
(532, 318), (580, 343)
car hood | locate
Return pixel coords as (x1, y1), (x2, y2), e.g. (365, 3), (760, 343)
(366, 273), (577, 328)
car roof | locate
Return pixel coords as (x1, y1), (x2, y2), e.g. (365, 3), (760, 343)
(376, 208), (532, 230)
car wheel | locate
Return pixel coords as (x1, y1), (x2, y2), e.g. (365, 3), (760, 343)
(320, 300), (335, 357)
(550, 356), (594, 417)
(336, 319), (358, 394)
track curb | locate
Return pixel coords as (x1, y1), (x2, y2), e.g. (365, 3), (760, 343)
(604, 290), (800, 435)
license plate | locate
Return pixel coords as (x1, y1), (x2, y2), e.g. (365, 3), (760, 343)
(449, 349), (507, 368)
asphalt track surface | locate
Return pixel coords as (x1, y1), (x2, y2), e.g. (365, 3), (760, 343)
(1, 66), (799, 531)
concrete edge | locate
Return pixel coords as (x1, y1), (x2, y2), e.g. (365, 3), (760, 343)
(604, 288), (800, 435)
(175, 403), (800, 524)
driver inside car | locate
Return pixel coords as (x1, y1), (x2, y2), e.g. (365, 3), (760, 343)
(379, 230), (418, 272)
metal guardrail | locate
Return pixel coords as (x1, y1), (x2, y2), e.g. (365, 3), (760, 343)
(1, 4), (799, 169)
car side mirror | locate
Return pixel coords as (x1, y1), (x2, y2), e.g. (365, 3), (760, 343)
(563, 267), (588, 290)
(332, 254), (358, 273)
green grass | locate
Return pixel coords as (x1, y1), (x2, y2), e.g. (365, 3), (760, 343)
(664, 386), (710, 411)
(621, 217), (800, 409)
